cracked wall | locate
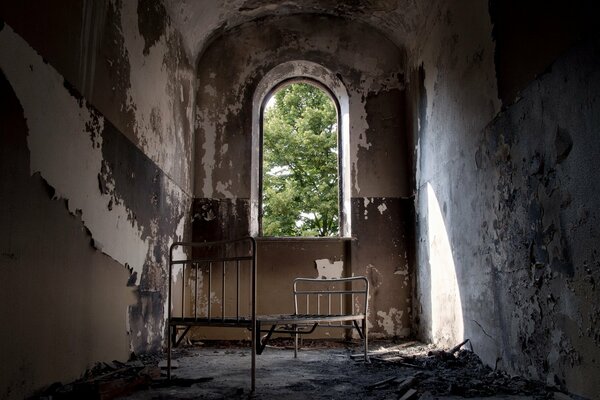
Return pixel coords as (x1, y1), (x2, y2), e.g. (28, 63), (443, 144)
(192, 14), (414, 339)
(412, 0), (599, 397)
(0, 1), (194, 398)
(470, 39), (600, 397)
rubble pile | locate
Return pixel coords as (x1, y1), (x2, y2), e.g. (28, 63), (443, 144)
(367, 341), (557, 399)
(35, 352), (213, 400)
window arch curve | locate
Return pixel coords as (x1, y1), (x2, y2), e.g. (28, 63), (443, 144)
(251, 61), (351, 237)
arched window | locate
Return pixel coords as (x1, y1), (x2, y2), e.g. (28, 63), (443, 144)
(261, 80), (339, 237)
(251, 61), (351, 238)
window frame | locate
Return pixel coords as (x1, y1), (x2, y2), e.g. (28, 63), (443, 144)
(258, 78), (342, 238)
(250, 61), (351, 239)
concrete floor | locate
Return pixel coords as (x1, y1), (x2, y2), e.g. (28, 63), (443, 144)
(118, 340), (555, 400)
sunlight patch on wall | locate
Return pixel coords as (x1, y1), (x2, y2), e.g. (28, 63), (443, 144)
(427, 182), (464, 347)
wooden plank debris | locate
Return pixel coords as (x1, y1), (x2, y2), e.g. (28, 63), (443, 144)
(396, 376), (416, 394)
(398, 362), (426, 370)
(398, 388), (417, 400)
(366, 376), (398, 390)
(448, 339), (470, 354)
(351, 341), (420, 359)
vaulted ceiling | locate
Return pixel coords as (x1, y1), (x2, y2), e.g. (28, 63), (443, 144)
(162, 0), (438, 60)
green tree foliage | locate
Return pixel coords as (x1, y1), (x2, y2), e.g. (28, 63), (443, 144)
(262, 82), (339, 237)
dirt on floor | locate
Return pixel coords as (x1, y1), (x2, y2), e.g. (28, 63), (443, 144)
(35, 339), (571, 400)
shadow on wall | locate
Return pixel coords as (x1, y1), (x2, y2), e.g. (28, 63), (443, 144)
(423, 182), (464, 347)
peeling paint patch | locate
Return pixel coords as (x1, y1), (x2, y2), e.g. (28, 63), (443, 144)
(170, 209), (188, 283)
(351, 98), (370, 195)
(0, 25), (150, 280)
(365, 263), (383, 288)
(315, 259), (344, 279)
(118, 0), (194, 190)
(192, 198), (250, 242)
(376, 307), (408, 336)
(198, 115), (217, 198)
(137, 0), (167, 56)
(215, 180), (235, 198)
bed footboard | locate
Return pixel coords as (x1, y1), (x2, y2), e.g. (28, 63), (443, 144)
(166, 238), (370, 392)
(166, 237), (257, 390)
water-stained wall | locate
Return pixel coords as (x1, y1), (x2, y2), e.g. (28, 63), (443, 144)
(192, 14), (414, 338)
(0, 1), (194, 398)
(412, 0), (599, 397)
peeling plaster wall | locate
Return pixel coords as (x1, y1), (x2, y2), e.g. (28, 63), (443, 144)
(194, 14), (409, 200)
(192, 14), (413, 339)
(412, 0), (600, 397)
(473, 41), (600, 396)
(0, 67), (136, 399)
(0, 0), (195, 192)
(0, 1), (193, 397)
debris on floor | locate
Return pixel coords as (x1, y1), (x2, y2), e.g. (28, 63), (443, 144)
(366, 341), (551, 398)
(33, 352), (212, 399)
(34, 340), (573, 399)
(36, 358), (161, 399)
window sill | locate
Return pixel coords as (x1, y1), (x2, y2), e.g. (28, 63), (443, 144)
(255, 236), (355, 243)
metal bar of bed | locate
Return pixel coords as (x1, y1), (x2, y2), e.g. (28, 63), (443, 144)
(166, 237), (369, 393)
(167, 237), (257, 391)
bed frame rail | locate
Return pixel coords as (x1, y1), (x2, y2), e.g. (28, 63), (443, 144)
(166, 238), (370, 392)
(167, 237), (257, 390)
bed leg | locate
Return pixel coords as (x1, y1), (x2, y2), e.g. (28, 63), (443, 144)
(363, 318), (370, 363)
(294, 325), (298, 358)
(167, 324), (172, 379)
(251, 321), (257, 393)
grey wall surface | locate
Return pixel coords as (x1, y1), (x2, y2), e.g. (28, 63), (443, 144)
(473, 40), (600, 396)
(412, 0), (600, 397)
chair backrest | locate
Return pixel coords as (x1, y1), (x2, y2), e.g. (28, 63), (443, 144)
(293, 276), (369, 317)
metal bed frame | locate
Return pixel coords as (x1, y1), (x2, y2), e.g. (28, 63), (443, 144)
(167, 237), (369, 392)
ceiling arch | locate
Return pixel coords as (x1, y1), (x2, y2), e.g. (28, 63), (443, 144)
(162, 0), (438, 62)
